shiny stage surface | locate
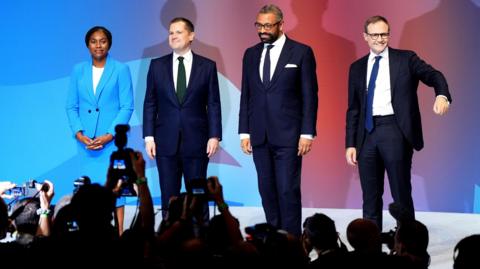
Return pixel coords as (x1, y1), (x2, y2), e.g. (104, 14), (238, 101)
(124, 206), (480, 269)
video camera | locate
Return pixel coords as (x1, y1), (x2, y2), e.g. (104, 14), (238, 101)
(245, 223), (288, 247)
(380, 203), (415, 250)
(5, 180), (49, 198)
(108, 124), (137, 196)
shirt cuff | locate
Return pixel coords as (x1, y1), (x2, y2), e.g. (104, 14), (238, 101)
(239, 133), (250, 140)
(301, 134), (314, 140)
(145, 136), (155, 143)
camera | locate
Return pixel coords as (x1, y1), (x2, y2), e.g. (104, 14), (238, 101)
(245, 223), (288, 246)
(66, 220), (79, 232)
(380, 228), (396, 250)
(188, 178), (207, 196)
(73, 175), (91, 193)
(108, 124), (137, 196)
(186, 177), (217, 200)
(6, 186), (25, 198)
(5, 180), (48, 198)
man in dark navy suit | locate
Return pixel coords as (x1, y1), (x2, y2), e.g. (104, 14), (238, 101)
(143, 17), (221, 217)
(239, 4), (318, 236)
(345, 16), (451, 230)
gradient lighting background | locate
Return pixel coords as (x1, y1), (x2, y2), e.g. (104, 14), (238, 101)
(1, 0), (479, 213)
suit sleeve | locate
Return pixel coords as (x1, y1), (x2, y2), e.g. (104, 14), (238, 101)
(107, 64), (134, 135)
(300, 47), (318, 136)
(143, 60), (157, 138)
(345, 63), (360, 148)
(65, 65), (84, 136)
(207, 62), (222, 140)
(238, 49), (250, 134)
(409, 52), (452, 103)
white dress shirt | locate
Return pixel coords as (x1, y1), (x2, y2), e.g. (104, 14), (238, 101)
(367, 48), (394, 116)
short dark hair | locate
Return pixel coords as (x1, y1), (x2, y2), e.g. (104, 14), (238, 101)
(364, 15), (389, 33)
(85, 26), (112, 49)
(259, 4), (284, 22)
(12, 197), (41, 235)
(396, 220), (429, 257)
(303, 213), (338, 250)
(170, 17), (195, 32)
(454, 234), (480, 269)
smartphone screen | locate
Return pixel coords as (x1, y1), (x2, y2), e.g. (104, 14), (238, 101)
(113, 159), (126, 170)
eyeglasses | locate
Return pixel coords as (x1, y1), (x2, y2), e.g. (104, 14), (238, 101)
(254, 21), (281, 30)
(366, 32), (390, 40)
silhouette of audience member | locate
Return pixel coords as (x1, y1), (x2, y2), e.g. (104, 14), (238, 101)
(0, 181), (17, 239)
(453, 234), (480, 269)
(9, 180), (54, 240)
(345, 218), (402, 268)
(302, 213), (347, 268)
(0, 198), (7, 240)
(53, 183), (134, 266)
(245, 222), (308, 268)
(393, 220), (430, 269)
(11, 198), (41, 244)
(347, 218), (381, 254)
(154, 176), (244, 268)
(0, 180), (54, 266)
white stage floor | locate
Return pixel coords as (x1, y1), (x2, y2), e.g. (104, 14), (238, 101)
(124, 206), (480, 269)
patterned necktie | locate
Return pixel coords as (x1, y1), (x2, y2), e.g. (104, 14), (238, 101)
(263, 44), (274, 87)
(365, 55), (382, 133)
(176, 56), (186, 104)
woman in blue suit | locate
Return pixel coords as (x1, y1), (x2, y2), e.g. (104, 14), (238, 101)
(66, 26), (134, 233)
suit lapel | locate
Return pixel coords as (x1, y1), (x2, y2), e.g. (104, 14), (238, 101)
(83, 62), (96, 104)
(94, 55), (114, 102)
(388, 48), (399, 101)
(253, 44), (264, 90)
(359, 55), (369, 108)
(164, 54), (179, 106)
(183, 53), (201, 103)
(268, 38), (293, 89)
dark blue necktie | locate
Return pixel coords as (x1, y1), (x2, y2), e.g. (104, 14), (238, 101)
(263, 44), (274, 87)
(365, 56), (382, 133)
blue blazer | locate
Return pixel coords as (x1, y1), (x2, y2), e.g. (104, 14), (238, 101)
(346, 47), (452, 152)
(238, 37), (318, 147)
(143, 52), (222, 157)
(66, 56), (134, 138)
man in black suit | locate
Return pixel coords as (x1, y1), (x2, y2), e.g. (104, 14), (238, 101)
(239, 4), (318, 236)
(345, 16), (451, 230)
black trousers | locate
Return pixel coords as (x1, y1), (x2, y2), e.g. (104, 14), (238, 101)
(358, 115), (415, 230)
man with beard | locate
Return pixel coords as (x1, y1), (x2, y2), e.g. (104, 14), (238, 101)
(238, 4), (318, 236)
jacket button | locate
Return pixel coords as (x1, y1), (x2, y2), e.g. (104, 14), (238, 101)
(88, 110), (91, 113)
(96, 108), (99, 112)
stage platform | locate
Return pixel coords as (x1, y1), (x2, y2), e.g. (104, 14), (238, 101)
(124, 206), (480, 269)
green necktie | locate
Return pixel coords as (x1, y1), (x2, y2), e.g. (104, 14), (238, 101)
(176, 56), (186, 104)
